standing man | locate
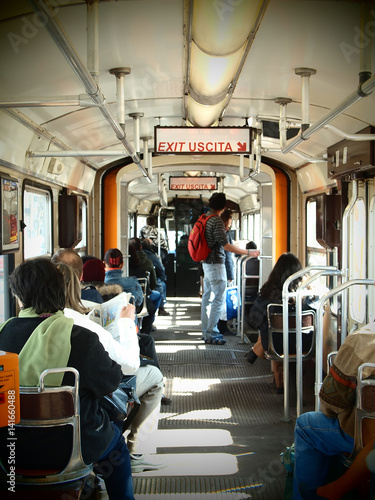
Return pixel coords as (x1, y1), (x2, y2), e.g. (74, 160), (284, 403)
(201, 193), (260, 345)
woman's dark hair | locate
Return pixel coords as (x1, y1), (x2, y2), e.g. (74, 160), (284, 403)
(221, 208), (233, 224)
(9, 258), (66, 314)
(260, 253), (302, 302)
(103, 248), (123, 268)
(128, 239), (140, 268)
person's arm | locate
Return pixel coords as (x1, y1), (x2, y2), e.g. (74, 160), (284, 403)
(66, 306), (140, 374)
(319, 341), (357, 418)
(223, 241), (260, 258)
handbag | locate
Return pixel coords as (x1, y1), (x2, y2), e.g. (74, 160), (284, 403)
(220, 286), (241, 321)
(100, 375), (139, 422)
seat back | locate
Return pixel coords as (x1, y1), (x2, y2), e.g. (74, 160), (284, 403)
(137, 277), (149, 319)
(352, 363), (375, 457)
(265, 303), (315, 361)
(0, 367), (92, 485)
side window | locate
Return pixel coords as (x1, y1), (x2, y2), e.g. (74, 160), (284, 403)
(23, 184), (52, 259)
(74, 196), (87, 252)
(349, 198), (366, 324)
(306, 198), (326, 267)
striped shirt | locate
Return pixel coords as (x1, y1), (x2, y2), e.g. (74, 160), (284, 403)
(203, 212), (228, 264)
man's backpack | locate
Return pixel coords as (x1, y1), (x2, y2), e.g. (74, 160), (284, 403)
(188, 214), (217, 262)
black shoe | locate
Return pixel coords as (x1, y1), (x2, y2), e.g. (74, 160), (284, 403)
(246, 349), (258, 364)
(275, 386), (284, 395)
(161, 395), (172, 405)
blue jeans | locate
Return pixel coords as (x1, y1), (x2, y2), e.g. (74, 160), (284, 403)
(149, 289), (162, 311)
(201, 262), (226, 341)
(96, 423), (134, 500)
(292, 411), (354, 499)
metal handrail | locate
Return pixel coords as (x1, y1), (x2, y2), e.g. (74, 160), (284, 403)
(314, 279), (375, 411)
(281, 265), (340, 421)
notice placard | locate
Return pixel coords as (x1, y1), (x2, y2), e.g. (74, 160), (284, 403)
(155, 127), (253, 154)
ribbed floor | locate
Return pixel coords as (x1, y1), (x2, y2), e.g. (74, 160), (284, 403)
(132, 298), (298, 499)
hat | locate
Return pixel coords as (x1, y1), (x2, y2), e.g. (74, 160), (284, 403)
(209, 192), (226, 210)
(82, 258), (105, 283)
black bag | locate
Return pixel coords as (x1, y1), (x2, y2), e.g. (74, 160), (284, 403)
(100, 375), (139, 422)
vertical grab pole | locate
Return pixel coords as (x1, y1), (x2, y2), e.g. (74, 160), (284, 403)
(314, 279), (375, 411)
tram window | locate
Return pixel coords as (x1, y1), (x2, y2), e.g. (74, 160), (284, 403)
(243, 213), (260, 246)
(349, 198), (366, 324)
(74, 196), (87, 252)
(306, 199), (326, 267)
(23, 185), (52, 258)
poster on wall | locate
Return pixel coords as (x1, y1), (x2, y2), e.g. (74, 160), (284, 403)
(1, 177), (19, 253)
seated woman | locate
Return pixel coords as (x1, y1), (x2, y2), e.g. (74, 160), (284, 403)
(0, 258), (134, 499)
(246, 253), (305, 394)
(55, 262), (165, 473)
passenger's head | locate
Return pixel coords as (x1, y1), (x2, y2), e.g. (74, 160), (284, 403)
(82, 258), (105, 283)
(261, 253), (302, 301)
(246, 241), (257, 250)
(221, 208), (233, 228)
(129, 237), (142, 251)
(51, 248), (83, 278)
(9, 258), (65, 314)
(209, 192), (226, 211)
(140, 238), (152, 251)
(103, 248), (123, 269)
(54, 262), (88, 314)
(146, 216), (156, 226)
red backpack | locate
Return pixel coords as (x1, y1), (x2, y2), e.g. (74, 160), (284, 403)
(188, 214), (217, 262)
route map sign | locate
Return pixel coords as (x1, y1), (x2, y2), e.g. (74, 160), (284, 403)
(155, 127), (253, 154)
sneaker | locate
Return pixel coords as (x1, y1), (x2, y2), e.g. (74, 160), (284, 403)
(130, 454), (166, 473)
(158, 308), (170, 316)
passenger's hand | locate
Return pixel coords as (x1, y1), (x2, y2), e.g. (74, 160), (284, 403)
(119, 304), (135, 321)
(249, 250), (260, 258)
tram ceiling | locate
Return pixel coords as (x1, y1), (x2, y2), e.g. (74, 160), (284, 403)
(0, 0), (374, 193)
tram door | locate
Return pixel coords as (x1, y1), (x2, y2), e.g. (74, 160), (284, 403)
(173, 198), (205, 297)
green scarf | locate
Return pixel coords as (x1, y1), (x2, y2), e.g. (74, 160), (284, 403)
(0, 309), (74, 387)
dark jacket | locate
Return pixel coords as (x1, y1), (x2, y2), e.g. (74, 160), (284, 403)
(0, 316), (122, 465)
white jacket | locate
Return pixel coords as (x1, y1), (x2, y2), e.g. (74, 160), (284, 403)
(63, 307), (140, 374)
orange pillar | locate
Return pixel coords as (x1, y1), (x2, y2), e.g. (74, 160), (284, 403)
(272, 167), (289, 260)
(103, 169), (120, 252)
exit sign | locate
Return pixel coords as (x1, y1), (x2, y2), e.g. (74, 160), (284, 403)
(154, 127), (253, 154)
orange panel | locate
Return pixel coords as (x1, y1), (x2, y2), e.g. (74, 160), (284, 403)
(272, 167), (289, 260)
(103, 169), (120, 252)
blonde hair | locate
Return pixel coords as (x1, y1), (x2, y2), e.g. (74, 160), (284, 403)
(55, 262), (89, 314)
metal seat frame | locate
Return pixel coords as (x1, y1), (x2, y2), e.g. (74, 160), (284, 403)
(0, 367), (92, 486)
(265, 303), (315, 361)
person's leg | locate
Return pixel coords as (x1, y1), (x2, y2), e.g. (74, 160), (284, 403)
(272, 360), (284, 390)
(140, 297), (156, 334)
(127, 365), (163, 455)
(201, 265), (212, 337)
(292, 411), (354, 500)
(201, 263), (226, 342)
(138, 333), (161, 370)
(96, 424), (134, 500)
(316, 439), (374, 500)
(149, 289), (162, 311)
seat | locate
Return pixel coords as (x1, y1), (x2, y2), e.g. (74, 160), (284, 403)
(137, 277), (149, 319)
(350, 363), (375, 458)
(264, 303), (315, 361)
(0, 367), (92, 498)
